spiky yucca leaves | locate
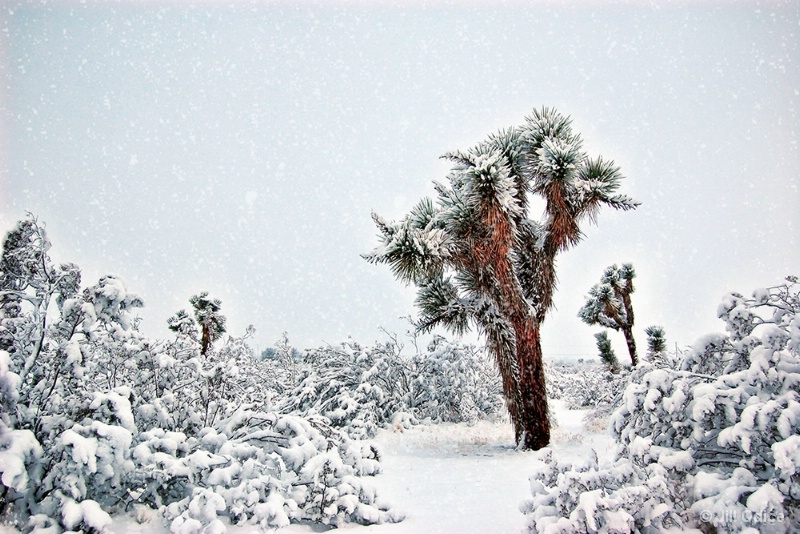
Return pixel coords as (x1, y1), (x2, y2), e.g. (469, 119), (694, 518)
(368, 198), (448, 285)
(594, 331), (620, 373)
(414, 276), (470, 336)
(365, 108), (638, 450)
(644, 325), (674, 368)
(188, 292), (227, 357)
(579, 263), (638, 366)
(645, 325), (666, 354)
(521, 110), (637, 240)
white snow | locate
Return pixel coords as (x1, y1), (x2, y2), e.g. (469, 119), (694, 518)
(106, 401), (613, 534)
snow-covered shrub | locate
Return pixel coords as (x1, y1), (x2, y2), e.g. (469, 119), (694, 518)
(522, 445), (684, 533)
(278, 335), (504, 439)
(545, 361), (625, 410)
(132, 411), (396, 530)
(0, 215), (399, 532)
(259, 332), (301, 386)
(277, 339), (410, 440)
(523, 277), (800, 533)
(409, 336), (504, 423)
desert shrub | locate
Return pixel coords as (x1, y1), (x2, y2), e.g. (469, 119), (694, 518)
(277, 335), (504, 439)
(522, 277), (800, 533)
(545, 361), (626, 410)
(0, 215), (399, 533)
(409, 336), (504, 423)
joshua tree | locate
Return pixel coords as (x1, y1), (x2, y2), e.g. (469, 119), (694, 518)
(579, 263), (638, 366)
(169, 292), (226, 356)
(645, 325), (670, 367)
(594, 331), (620, 373)
(190, 292), (226, 356)
(365, 108), (638, 450)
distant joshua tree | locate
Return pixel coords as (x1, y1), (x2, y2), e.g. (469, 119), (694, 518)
(645, 325), (671, 367)
(579, 264), (638, 366)
(169, 292), (226, 356)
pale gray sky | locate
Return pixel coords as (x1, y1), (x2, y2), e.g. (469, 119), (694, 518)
(1, 1), (798, 359)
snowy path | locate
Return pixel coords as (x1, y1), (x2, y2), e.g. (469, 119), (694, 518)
(351, 424), (540, 534)
(293, 401), (613, 534)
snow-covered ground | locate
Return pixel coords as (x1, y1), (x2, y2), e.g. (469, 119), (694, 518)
(108, 400), (613, 534)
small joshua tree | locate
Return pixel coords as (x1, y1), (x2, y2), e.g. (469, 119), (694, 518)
(644, 325), (671, 367)
(594, 331), (620, 373)
(579, 263), (638, 366)
(168, 292), (227, 356)
(190, 292), (226, 356)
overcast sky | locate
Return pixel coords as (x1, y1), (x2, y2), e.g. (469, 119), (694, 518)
(1, 0), (798, 360)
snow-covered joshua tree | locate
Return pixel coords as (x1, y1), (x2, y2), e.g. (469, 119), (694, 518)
(364, 108), (638, 450)
(169, 292), (227, 357)
(579, 263), (638, 366)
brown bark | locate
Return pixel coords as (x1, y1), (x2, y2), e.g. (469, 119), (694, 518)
(622, 326), (638, 367)
(464, 221), (551, 448)
(621, 291), (637, 366)
(201, 325), (210, 357)
(466, 263), (527, 445)
(514, 319), (550, 449)
(494, 254), (551, 450)
(491, 336), (526, 445)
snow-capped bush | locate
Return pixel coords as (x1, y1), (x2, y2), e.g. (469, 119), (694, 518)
(409, 336), (504, 424)
(276, 339), (407, 440)
(277, 335), (504, 439)
(0, 215), (399, 532)
(132, 411), (396, 530)
(523, 277), (800, 533)
(545, 361), (626, 410)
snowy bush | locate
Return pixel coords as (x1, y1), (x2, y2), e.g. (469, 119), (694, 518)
(409, 336), (504, 424)
(278, 335), (504, 439)
(545, 361), (626, 410)
(132, 411), (396, 530)
(0, 215), (399, 532)
(276, 339), (408, 440)
(523, 277), (800, 533)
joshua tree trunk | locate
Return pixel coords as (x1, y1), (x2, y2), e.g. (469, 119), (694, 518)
(621, 325), (638, 367)
(514, 319), (550, 449)
(621, 291), (637, 366)
(200, 325), (211, 357)
(482, 324), (526, 445)
(495, 256), (550, 450)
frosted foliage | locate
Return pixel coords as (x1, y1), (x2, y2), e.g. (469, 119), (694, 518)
(0, 216), (399, 532)
(545, 361), (627, 410)
(277, 335), (504, 439)
(524, 277), (800, 532)
(410, 336), (505, 424)
(85, 275), (144, 330)
(465, 149), (522, 218)
(535, 137), (581, 183)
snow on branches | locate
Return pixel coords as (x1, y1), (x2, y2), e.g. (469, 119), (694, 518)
(277, 335), (504, 440)
(523, 277), (800, 533)
(0, 215), (400, 533)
